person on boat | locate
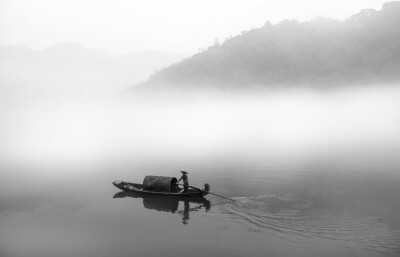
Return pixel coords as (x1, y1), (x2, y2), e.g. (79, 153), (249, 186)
(177, 171), (189, 193)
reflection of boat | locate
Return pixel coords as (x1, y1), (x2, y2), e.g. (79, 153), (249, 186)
(113, 175), (209, 198)
(113, 191), (211, 212)
(113, 191), (211, 224)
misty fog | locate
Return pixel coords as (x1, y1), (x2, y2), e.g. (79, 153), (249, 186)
(2, 2), (400, 256)
(1, 84), (400, 170)
(0, 43), (185, 105)
(2, 3), (400, 173)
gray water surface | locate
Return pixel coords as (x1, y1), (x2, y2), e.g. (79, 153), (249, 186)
(1, 156), (400, 257)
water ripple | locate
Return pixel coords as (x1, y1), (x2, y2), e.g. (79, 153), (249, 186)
(216, 192), (400, 255)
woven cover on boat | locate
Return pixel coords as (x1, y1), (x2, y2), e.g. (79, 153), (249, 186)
(143, 176), (177, 192)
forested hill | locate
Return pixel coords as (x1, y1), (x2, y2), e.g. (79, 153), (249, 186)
(137, 2), (400, 90)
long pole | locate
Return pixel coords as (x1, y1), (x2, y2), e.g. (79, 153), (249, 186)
(207, 191), (236, 202)
(179, 184), (236, 202)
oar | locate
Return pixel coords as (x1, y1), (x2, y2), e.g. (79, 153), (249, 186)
(178, 184), (236, 202)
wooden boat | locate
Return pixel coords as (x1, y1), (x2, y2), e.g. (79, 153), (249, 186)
(113, 175), (209, 198)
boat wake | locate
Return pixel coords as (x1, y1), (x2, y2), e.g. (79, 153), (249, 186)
(217, 193), (400, 255)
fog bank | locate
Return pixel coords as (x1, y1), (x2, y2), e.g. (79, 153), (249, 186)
(1, 85), (399, 169)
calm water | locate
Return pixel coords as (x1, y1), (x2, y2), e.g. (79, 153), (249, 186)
(1, 155), (400, 257)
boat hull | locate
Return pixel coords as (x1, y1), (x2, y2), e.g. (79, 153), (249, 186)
(113, 181), (208, 198)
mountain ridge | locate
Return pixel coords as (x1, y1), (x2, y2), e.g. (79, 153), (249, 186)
(0, 42), (186, 102)
(133, 1), (400, 91)
(0, 42), (184, 62)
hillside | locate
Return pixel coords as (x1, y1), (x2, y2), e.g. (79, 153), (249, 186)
(136, 2), (400, 90)
(0, 42), (184, 104)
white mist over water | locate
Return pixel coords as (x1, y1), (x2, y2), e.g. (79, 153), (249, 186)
(1, 85), (400, 168)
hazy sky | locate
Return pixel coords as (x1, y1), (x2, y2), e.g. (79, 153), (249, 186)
(0, 0), (389, 54)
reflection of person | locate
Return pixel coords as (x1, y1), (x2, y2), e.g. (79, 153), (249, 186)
(182, 201), (190, 224)
(179, 199), (210, 225)
(177, 171), (189, 193)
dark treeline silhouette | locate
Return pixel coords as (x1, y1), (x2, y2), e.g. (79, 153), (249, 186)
(136, 2), (400, 90)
